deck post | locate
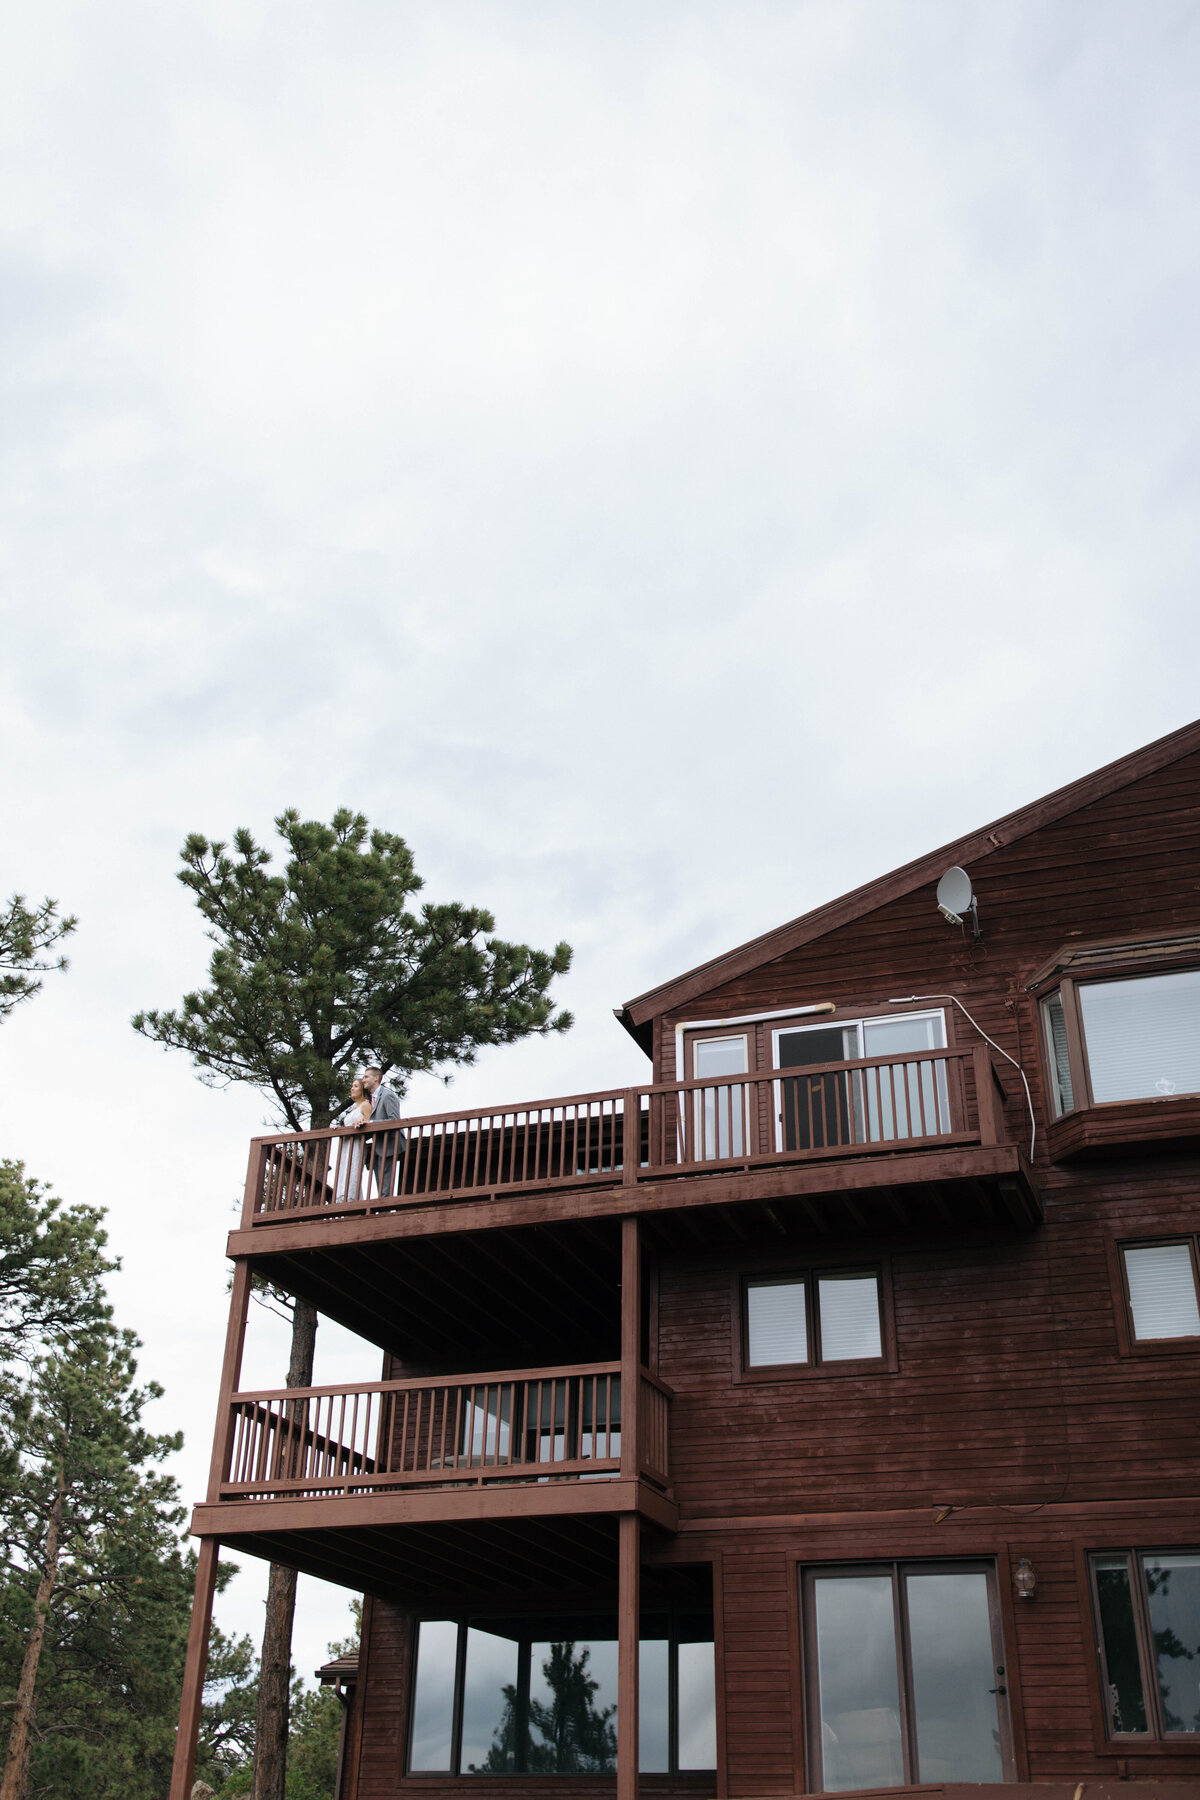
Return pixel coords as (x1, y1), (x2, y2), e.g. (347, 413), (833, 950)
(169, 1534), (220, 1800)
(620, 1215), (641, 1483)
(618, 1511), (640, 1800)
(207, 1259), (252, 1502)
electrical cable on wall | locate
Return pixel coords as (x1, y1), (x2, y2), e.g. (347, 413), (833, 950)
(887, 992), (1037, 1161)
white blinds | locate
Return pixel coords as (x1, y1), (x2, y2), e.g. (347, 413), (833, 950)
(1123, 1243), (1200, 1340)
(818, 1276), (883, 1360)
(1041, 991), (1075, 1115)
(747, 1281), (807, 1365)
(1079, 970), (1200, 1103)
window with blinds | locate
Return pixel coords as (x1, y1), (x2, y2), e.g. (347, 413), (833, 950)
(1041, 990), (1075, 1116)
(817, 1276), (884, 1361)
(1122, 1242), (1200, 1342)
(745, 1271), (885, 1371)
(747, 1280), (809, 1365)
(1079, 969), (1200, 1104)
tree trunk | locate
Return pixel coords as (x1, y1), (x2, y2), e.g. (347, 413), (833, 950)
(252, 1295), (318, 1800)
(0, 1459), (65, 1800)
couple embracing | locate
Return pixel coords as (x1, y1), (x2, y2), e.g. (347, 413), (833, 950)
(334, 1065), (402, 1200)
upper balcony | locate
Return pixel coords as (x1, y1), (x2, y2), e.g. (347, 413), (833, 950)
(232, 1043), (1040, 1254)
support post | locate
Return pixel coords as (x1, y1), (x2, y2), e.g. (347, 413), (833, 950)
(169, 1535), (220, 1800)
(620, 1215), (641, 1483)
(207, 1259), (253, 1502)
(972, 1044), (1002, 1145)
(618, 1511), (640, 1800)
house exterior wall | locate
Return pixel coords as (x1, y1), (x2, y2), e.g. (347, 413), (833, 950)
(295, 740), (1200, 1799)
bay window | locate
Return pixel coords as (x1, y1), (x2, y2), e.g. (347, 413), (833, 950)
(1041, 969), (1200, 1116)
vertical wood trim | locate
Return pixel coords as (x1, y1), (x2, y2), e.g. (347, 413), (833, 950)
(168, 1535), (220, 1800)
(206, 1261), (252, 1502)
(711, 1550), (729, 1800)
(624, 1092), (639, 1185)
(618, 1511), (640, 1800)
(994, 1546), (1029, 1782)
(784, 1551), (808, 1796)
(342, 1592), (374, 1797)
(621, 1216), (641, 1482)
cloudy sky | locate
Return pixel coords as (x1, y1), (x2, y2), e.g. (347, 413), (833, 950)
(2, 0), (1199, 1684)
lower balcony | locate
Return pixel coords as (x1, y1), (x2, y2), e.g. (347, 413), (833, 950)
(192, 1361), (676, 1601)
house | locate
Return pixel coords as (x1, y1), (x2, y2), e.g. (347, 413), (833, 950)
(169, 718), (1200, 1800)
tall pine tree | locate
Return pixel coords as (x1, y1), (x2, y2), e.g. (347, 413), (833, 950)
(133, 810), (572, 1800)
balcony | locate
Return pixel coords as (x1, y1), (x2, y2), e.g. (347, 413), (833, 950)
(219, 1362), (670, 1500)
(190, 1359), (676, 1601)
(234, 1043), (1040, 1244)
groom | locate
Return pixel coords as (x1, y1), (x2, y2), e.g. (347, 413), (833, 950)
(357, 1065), (403, 1196)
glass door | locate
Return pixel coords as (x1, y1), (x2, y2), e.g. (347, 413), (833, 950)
(774, 1023), (861, 1150)
(860, 1014), (949, 1142)
(804, 1561), (1009, 1791)
(689, 1033), (749, 1160)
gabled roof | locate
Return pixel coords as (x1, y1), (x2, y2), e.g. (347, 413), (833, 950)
(617, 715), (1200, 1049)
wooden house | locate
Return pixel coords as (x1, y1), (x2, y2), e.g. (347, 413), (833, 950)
(170, 719), (1200, 1800)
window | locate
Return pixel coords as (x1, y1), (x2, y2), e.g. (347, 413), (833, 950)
(408, 1609), (716, 1774)
(744, 1271), (884, 1371)
(1091, 1550), (1200, 1738)
(1120, 1240), (1200, 1343)
(1041, 970), (1200, 1116)
(801, 1561), (1009, 1791)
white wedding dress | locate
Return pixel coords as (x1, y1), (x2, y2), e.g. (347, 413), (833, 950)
(334, 1104), (370, 1202)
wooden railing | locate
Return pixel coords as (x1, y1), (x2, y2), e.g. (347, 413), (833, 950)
(217, 1363), (672, 1501)
(246, 1044), (1007, 1223)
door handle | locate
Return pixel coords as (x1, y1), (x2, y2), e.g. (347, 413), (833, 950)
(989, 1686), (1007, 1696)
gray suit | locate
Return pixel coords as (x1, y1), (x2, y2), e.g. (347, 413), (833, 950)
(368, 1080), (403, 1195)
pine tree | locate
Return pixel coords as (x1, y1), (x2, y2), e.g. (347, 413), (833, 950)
(0, 896), (75, 1022)
(132, 810), (573, 1800)
(0, 1331), (187, 1800)
(0, 1164), (113, 1366)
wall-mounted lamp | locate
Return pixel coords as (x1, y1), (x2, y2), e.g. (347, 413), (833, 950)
(1013, 1557), (1038, 1601)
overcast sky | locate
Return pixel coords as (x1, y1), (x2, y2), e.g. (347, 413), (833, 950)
(2, 0), (1199, 1685)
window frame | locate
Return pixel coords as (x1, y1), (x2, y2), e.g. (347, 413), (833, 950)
(1087, 1547), (1200, 1745)
(405, 1603), (718, 1777)
(798, 1557), (1013, 1792)
(1106, 1234), (1200, 1359)
(734, 1257), (896, 1385)
(1035, 960), (1200, 1119)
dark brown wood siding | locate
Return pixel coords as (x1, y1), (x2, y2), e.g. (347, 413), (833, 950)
(345, 746), (1200, 1796)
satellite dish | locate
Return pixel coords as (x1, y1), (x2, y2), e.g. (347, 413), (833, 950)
(936, 866), (980, 937)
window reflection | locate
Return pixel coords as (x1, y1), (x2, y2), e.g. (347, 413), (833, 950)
(411, 1605), (716, 1774)
(813, 1575), (904, 1792)
(1144, 1553), (1200, 1735)
(410, 1619), (459, 1770)
(905, 1572), (1003, 1782)
(806, 1563), (1007, 1791)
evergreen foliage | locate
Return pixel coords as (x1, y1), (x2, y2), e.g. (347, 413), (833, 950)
(132, 809), (573, 1130)
(0, 1164), (113, 1365)
(0, 896), (76, 1022)
(473, 1641), (617, 1775)
(0, 1178), (192, 1800)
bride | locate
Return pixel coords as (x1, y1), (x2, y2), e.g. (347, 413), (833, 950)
(334, 1075), (372, 1202)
